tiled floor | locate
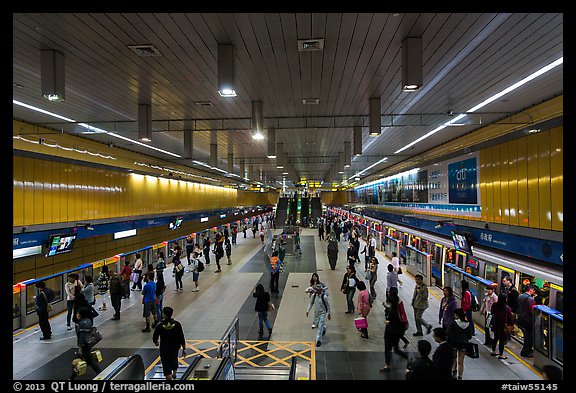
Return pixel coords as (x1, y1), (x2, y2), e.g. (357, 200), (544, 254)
(13, 228), (542, 380)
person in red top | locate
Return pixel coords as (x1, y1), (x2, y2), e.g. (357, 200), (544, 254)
(460, 280), (475, 336)
(119, 261), (132, 299)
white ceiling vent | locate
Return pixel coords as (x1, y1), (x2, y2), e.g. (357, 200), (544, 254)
(298, 39), (324, 52)
(128, 45), (162, 57)
(194, 101), (214, 107)
(302, 98), (320, 105)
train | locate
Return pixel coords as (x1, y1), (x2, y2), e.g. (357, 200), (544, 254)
(328, 206), (563, 373)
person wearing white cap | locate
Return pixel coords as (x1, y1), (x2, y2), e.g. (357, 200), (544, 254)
(306, 284), (331, 347)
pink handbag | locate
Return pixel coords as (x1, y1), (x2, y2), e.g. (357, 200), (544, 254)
(354, 317), (368, 329)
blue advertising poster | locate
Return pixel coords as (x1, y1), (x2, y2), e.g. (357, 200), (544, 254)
(448, 157), (478, 204)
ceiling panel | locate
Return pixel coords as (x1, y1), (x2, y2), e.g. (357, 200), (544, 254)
(12, 12), (563, 187)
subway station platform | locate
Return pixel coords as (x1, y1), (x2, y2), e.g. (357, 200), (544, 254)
(13, 228), (542, 381)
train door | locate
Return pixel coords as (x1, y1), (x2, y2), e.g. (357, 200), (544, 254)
(454, 250), (468, 270)
(412, 236), (421, 250)
(497, 266), (517, 295)
(431, 244), (445, 288)
(481, 261), (497, 283)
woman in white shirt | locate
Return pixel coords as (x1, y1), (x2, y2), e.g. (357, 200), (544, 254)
(132, 254), (143, 291)
(65, 274), (83, 330)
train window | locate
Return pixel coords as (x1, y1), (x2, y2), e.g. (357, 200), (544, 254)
(484, 263), (498, 283)
(520, 273), (550, 306)
(465, 258), (480, 276)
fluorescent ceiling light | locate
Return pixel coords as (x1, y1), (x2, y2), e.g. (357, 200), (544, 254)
(354, 157), (388, 177)
(252, 131), (264, 140)
(394, 57), (563, 154)
(13, 100), (181, 158)
(267, 155), (277, 159)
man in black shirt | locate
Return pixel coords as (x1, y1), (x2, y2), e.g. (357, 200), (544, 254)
(406, 340), (438, 380)
(153, 307), (186, 380)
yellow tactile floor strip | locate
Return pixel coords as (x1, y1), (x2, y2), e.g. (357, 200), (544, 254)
(146, 339), (316, 380)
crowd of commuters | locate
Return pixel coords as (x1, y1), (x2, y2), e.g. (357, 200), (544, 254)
(31, 210), (554, 381)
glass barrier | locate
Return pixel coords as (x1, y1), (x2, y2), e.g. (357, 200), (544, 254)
(406, 247), (418, 270)
(552, 318), (563, 365)
(416, 252), (428, 275)
(13, 289), (21, 319)
(26, 275), (63, 315)
(484, 263), (498, 283)
(534, 309), (550, 357)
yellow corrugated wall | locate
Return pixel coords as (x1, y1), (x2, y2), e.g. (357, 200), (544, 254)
(13, 157), (248, 226)
(549, 127), (563, 231)
(478, 127), (562, 231)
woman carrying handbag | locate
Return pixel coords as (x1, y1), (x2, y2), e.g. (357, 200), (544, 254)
(490, 293), (515, 359)
(356, 281), (371, 338)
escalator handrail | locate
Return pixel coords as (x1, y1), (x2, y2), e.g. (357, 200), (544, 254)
(102, 354), (143, 380)
(289, 356), (297, 380)
(179, 355), (204, 380)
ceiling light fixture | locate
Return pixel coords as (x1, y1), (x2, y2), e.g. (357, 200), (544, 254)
(344, 141), (351, 167)
(394, 57), (563, 154)
(41, 49), (65, 101)
(369, 97), (381, 136)
(13, 100), (180, 157)
(218, 44), (237, 97)
(402, 37), (423, 92)
(251, 101), (264, 140)
(353, 126), (362, 156)
(138, 104), (152, 142)
(267, 127), (276, 158)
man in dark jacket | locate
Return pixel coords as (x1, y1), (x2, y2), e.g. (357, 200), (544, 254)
(109, 271), (123, 320)
(432, 327), (454, 380)
(153, 307), (186, 380)
(406, 340), (438, 380)
(35, 281), (53, 340)
(327, 236), (339, 270)
(517, 284), (536, 357)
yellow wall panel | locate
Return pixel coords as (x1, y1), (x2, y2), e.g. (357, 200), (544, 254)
(507, 140), (519, 227)
(33, 159), (44, 225)
(516, 137), (529, 227)
(13, 156), (24, 227)
(526, 133), (540, 228)
(483, 147), (493, 223)
(60, 163), (70, 224)
(479, 149), (488, 222)
(491, 146), (501, 223)
(42, 160), (52, 224)
(549, 126), (563, 231)
(537, 130), (552, 230)
(500, 143), (509, 225)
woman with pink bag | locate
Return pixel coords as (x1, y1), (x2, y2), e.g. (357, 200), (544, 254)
(356, 281), (371, 338)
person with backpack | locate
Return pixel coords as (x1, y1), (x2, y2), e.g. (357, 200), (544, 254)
(189, 252), (203, 292)
(213, 233), (224, 273)
(70, 307), (102, 379)
(460, 280), (475, 336)
(411, 274), (432, 336)
(35, 281), (54, 340)
(152, 307), (187, 380)
(356, 281), (371, 338)
(380, 287), (409, 372)
(306, 284), (331, 347)
(119, 261), (132, 299)
(447, 308), (472, 380)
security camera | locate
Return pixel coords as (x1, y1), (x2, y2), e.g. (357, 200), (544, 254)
(447, 110), (454, 116)
(108, 142), (114, 148)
